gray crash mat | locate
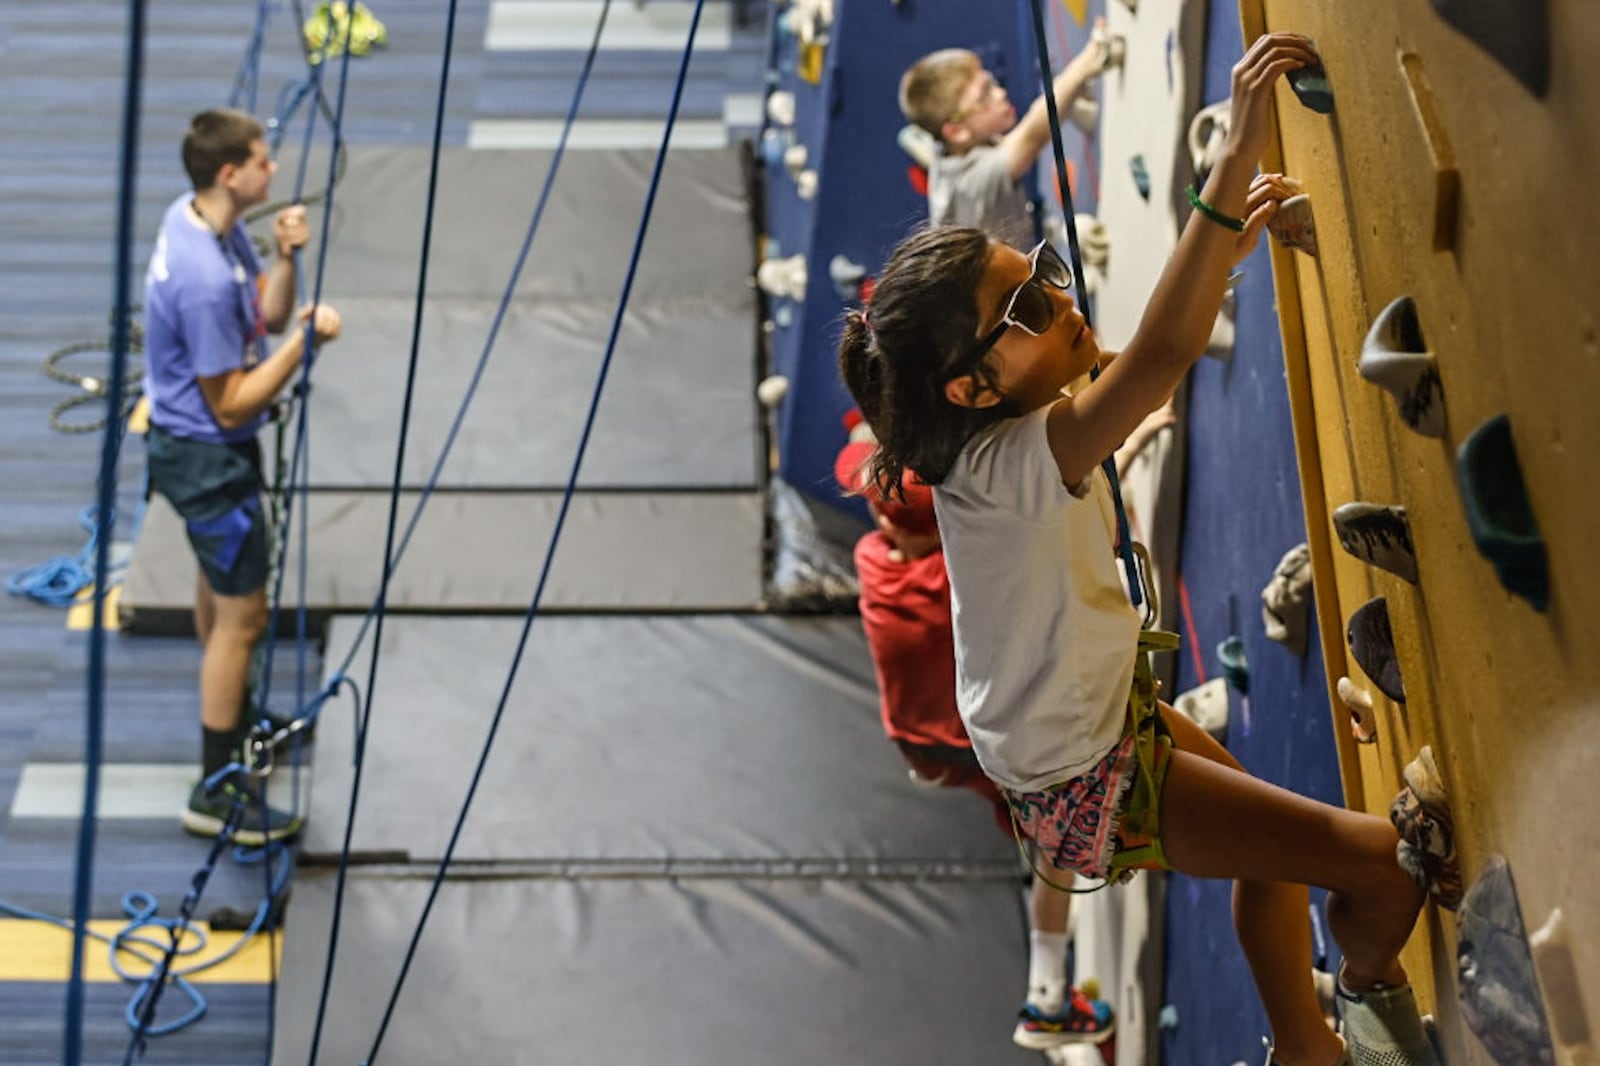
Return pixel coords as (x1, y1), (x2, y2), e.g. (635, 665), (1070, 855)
(301, 297), (758, 490)
(119, 490), (764, 629)
(301, 615), (1017, 868)
(272, 873), (1038, 1066)
(284, 144), (755, 303)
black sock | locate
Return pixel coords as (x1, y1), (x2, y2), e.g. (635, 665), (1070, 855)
(202, 726), (242, 779)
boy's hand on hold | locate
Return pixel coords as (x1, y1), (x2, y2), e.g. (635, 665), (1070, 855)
(1224, 32), (1319, 166)
(273, 204), (310, 258)
(297, 303), (343, 346)
(1065, 17), (1110, 82)
(1234, 172), (1298, 265)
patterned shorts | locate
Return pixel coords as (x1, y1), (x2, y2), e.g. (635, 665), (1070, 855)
(1003, 730), (1143, 882)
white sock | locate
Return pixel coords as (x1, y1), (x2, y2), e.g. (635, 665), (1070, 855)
(1026, 930), (1071, 1008)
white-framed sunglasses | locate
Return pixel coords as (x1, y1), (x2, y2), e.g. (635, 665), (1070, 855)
(969, 239), (1074, 362)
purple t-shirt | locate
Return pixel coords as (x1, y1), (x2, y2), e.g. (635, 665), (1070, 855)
(143, 195), (269, 443)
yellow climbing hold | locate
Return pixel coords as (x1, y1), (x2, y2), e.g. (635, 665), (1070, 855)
(303, 1), (388, 63)
(1062, 0), (1090, 26)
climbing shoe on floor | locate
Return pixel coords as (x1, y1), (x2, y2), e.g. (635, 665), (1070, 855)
(1012, 986), (1115, 1049)
(182, 780), (302, 847)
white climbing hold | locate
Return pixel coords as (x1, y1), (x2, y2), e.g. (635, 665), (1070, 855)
(1336, 676), (1377, 744)
(756, 254), (807, 301)
(1173, 678), (1229, 743)
(1268, 193), (1319, 257)
(765, 90), (797, 127)
(1187, 100), (1230, 180)
(795, 169), (818, 200)
(896, 124), (935, 169)
(756, 375), (790, 408)
(1359, 295), (1446, 438)
(783, 143), (808, 176)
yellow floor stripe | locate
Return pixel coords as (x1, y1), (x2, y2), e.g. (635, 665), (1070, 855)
(0, 919), (278, 984)
(65, 583), (121, 632)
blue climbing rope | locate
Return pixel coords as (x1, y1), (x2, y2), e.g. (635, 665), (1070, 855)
(1025, 0), (1149, 618)
(64, 0), (146, 1061)
(356, 3), (700, 1064)
(229, 0), (278, 113)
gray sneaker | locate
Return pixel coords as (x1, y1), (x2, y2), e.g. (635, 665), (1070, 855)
(182, 780), (302, 846)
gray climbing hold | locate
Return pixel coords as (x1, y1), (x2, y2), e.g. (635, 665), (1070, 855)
(1332, 502), (1418, 585)
(1260, 542), (1312, 656)
(1287, 61), (1334, 113)
(1457, 855), (1558, 1065)
(1346, 596), (1405, 704)
(1359, 295), (1447, 438)
(1457, 413), (1549, 612)
(1428, 0), (1549, 98)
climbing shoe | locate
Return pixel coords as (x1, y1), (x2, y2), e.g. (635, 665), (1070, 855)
(182, 779), (302, 847)
(1012, 986), (1115, 1049)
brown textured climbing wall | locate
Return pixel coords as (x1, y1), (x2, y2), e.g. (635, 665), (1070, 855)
(1244, 0), (1600, 1061)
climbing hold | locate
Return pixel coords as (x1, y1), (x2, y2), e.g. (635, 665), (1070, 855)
(1336, 676), (1377, 744)
(1260, 542), (1312, 656)
(1528, 909), (1594, 1060)
(782, 143), (809, 177)
(1075, 214), (1110, 271)
(1457, 414), (1549, 612)
(1332, 502), (1418, 585)
(1267, 194), (1318, 257)
(828, 254), (866, 302)
(896, 124), (935, 169)
(1129, 154), (1150, 201)
(759, 128), (793, 171)
(1091, 23), (1127, 70)
(1457, 855), (1557, 1063)
(1173, 678), (1228, 744)
(756, 254), (807, 301)
(1428, 0), (1549, 97)
(1187, 100), (1230, 184)
(1390, 746), (1462, 910)
(756, 375), (789, 408)
(1158, 1004), (1180, 1030)
(1115, 0), (1136, 13)
(1287, 60), (1334, 113)
(773, 305), (794, 329)
(1346, 597), (1404, 703)
(795, 170), (818, 200)
(1359, 295), (1446, 438)
(765, 90), (796, 127)
(1216, 636), (1249, 695)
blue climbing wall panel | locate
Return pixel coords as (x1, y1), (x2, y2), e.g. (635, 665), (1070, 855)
(1157, 5), (1345, 1062)
(760, 0), (1037, 508)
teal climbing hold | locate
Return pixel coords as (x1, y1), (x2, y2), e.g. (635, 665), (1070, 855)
(1456, 414), (1549, 612)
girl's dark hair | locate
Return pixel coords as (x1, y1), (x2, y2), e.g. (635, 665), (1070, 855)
(182, 108), (265, 190)
(838, 226), (1016, 495)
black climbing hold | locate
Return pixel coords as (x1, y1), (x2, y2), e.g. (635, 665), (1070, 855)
(1216, 635), (1248, 695)
(1333, 502), (1419, 585)
(1457, 414), (1549, 612)
(1428, 0), (1550, 98)
(1287, 62), (1334, 114)
(1346, 597), (1405, 703)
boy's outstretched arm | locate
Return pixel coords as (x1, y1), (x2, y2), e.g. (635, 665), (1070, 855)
(1001, 19), (1108, 181)
(1043, 32), (1317, 489)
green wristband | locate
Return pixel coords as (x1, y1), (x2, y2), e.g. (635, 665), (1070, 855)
(1186, 184), (1246, 233)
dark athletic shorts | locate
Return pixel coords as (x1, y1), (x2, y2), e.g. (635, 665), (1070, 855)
(146, 424), (270, 596)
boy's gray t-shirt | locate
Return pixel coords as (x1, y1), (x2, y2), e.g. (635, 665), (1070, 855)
(927, 142), (1033, 247)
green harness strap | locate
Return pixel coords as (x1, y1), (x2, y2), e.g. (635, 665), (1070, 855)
(1106, 627), (1181, 874)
